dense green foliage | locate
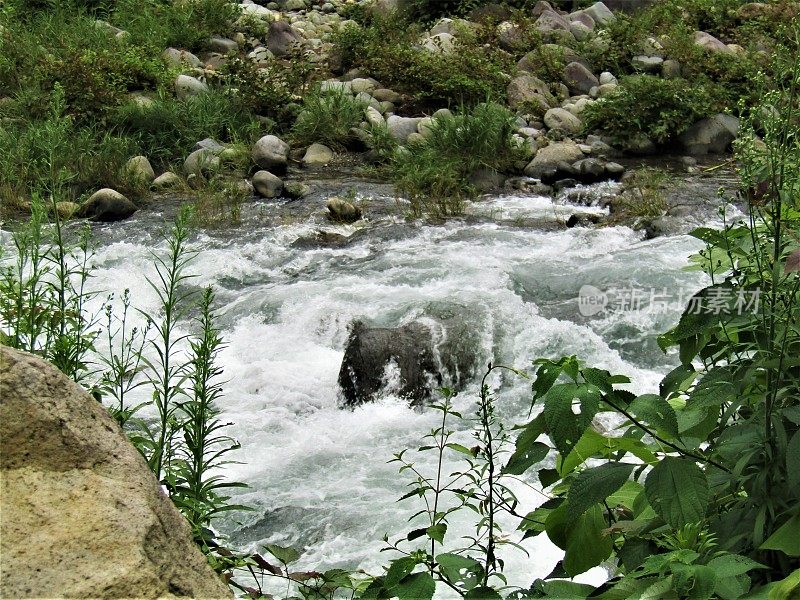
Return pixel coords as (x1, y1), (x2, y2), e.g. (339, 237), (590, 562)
(390, 102), (528, 215)
(581, 75), (723, 145)
(292, 88), (368, 149)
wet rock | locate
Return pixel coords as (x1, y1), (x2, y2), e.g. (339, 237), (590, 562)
(326, 197), (362, 222)
(252, 170), (284, 198)
(469, 167), (506, 192)
(184, 148), (221, 177)
(338, 313), (478, 408)
(524, 139), (584, 178)
(302, 143), (334, 167)
(679, 114), (739, 155)
(623, 133), (657, 155)
(284, 181), (311, 198)
(55, 201), (79, 219)
(291, 229), (364, 249)
(0, 346), (231, 599)
(252, 134), (290, 173)
(77, 188), (137, 222)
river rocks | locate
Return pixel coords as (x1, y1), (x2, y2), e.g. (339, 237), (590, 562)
(338, 322), (440, 407)
(302, 143), (334, 167)
(563, 62), (599, 95)
(535, 9), (571, 36)
(365, 105), (385, 127)
(174, 74), (208, 100)
(421, 32), (456, 54)
(184, 148), (221, 177)
(0, 346), (232, 599)
(544, 108), (582, 134)
(326, 197), (362, 222)
(632, 55), (663, 72)
(55, 201), (79, 219)
(469, 167), (506, 192)
(209, 36), (238, 54)
(679, 114), (740, 155)
(284, 181), (311, 198)
(124, 155), (155, 185)
(583, 1), (615, 25)
(507, 75), (553, 111)
(693, 30), (733, 53)
(372, 88), (402, 103)
(77, 188), (137, 222)
(163, 47), (203, 68)
(267, 20), (302, 57)
(253, 170), (284, 198)
(152, 171), (182, 190)
(524, 139), (584, 178)
(662, 59), (682, 79)
(387, 116), (423, 143)
(252, 134), (290, 173)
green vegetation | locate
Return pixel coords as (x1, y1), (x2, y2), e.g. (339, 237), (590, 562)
(292, 88), (367, 149)
(331, 16), (516, 108)
(582, 75), (723, 145)
(391, 102), (528, 216)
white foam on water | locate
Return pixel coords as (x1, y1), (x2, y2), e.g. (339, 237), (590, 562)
(1, 192), (710, 595)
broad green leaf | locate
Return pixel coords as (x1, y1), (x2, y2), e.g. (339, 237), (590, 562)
(506, 415), (547, 475)
(394, 572), (435, 600)
(786, 431), (800, 492)
(640, 574), (678, 599)
(607, 480), (644, 510)
(629, 394), (679, 437)
(707, 554), (766, 578)
(768, 568), (800, 600)
(436, 553), (483, 591)
(659, 364), (696, 398)
(558, 429), (607, 475)
(263, 543), (300, 565)
(566, 462), (635, 519)
(598, 576), (658, 600)
(518, 505), (554, 535)
(582, 367), (630, 393)
(532, 360), (564, 402)
(543, 383), (600, 455)
(532, 579), (595, 598)
(463, 587), (501, 599)
(426, 523), (447, 543)
(645, 457), (709, 529)
(760, 512), (800, 557)
(563, 504), (614, 576)
(446, 443), (475, 456)
(384, 557), (417, 588)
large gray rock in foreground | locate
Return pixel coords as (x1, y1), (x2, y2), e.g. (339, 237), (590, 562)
(77, 188), (137, 222)
(0, 346), (231, 599)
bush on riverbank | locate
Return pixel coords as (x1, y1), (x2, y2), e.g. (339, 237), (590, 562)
(581, 75), (724, 145)
(392, 102), (528, 215)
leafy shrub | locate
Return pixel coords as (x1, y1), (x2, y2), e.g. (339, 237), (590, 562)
(0, 8), (166, 122)
(0, 86), (136, 208)
(581, 75), (723, 145)
(292, 89), (367, 150)
(392, 102), (528, 215)
(111, 0), (240, 53)
(330, 17), (515, 108)
(113, 91), (261, 165)
(219, 54), (319, 127)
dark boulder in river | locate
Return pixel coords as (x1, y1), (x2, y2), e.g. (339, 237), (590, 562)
(338, 314), (480, 407)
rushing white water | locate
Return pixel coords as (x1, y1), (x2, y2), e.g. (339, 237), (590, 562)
(2, 189), (714, 594)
